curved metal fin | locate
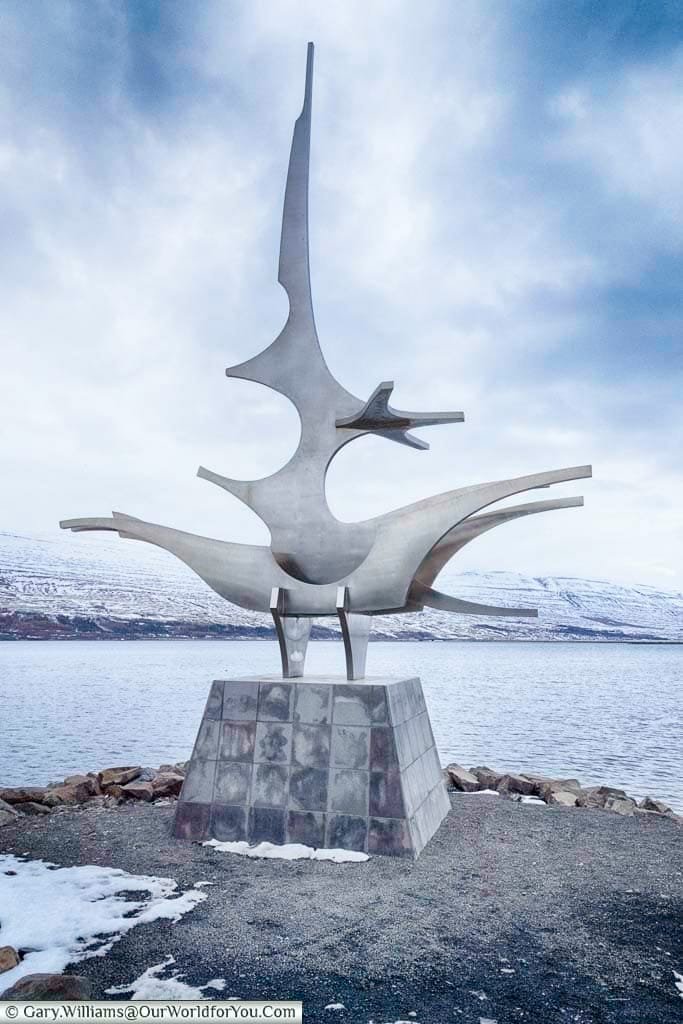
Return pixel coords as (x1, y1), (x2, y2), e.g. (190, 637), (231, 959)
(416, 495), (585, 588)
(225, 43), (331, 397)
(270, 587), (312, 678)
(197, 465), (253, 506)
(278, 41), (314, 310)
(336, 586), (372, 680)
(336, 380), (464, 450)
(410, 581), (538, 618)
(60, 517), (119, 533)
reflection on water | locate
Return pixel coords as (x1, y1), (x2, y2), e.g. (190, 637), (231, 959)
(0, 640), (681, 811)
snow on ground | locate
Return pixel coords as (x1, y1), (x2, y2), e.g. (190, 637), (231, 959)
(674, 970), (683, 998)
(518, 795), (546, 805)
(0, 854), (206, 990)
(107, 957), (226, 1000)
(460, 789), (500, 796)
(204, 840), (369, 863)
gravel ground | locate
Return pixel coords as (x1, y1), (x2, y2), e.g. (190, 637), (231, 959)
(1, 795), (682, 1023)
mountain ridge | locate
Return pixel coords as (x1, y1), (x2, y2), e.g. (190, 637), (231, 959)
(1, 530), (681, 642)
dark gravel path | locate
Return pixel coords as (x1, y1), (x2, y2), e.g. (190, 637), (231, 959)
(1, 795), (681, 1023)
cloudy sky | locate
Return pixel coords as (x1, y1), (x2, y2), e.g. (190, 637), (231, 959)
(1, 0), (681, 589)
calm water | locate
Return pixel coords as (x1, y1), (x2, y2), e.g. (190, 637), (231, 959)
(0, 641), (681, 810)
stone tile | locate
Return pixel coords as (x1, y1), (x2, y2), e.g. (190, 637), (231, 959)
(332, 684), (388, 726)
(331, 726), (370, 769)
(386, 678), (413, 727)
(370, 727), (399, 770)
(251, 764), (289, 808)
(293, 684), (333, 725)
(292, 724), (330, 768)
(402, 761), (419, 818)
(287, 810), (325, 847)
(289, 767), (328, 811)
(173, 801), (210, 840)
(255, 722), (292, 764)
(393, 722), (412, 769)
(181, 759), (216, 803)
(425, 744), (443, 782)
(325, 813), (368, 853)
(219, 721), (256, 762)
(369, 770), (405, 818)
(211, 804), (247, 842)
(368, 817), (413, 857)
(406, 716), (421, 763)
(329, 769), (369, 816)
(214, 761), (251, 804)
(192, 719), (220, 760)
(258, 683), (293, 722)
(249, 806), (286, 845)
(222, 681), (258, 721)
(204, 681), (224, 721)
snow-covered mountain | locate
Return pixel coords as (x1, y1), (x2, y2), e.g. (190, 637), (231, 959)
(1, 529), (681, 642)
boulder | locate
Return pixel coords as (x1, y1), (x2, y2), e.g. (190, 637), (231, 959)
(151, 772), (184, 799)
(1, 973), (92, 1000)
(136, 767), (158, 783)
(19, 802), (51, 816)
(0, 798), (19, 828)
(64, 774), (100, 795)
(604, 796), (636, 816)
(548, 790), (579, 807)
(446, 764), (480, 792)
(42, 781), (93, 807)
(496, 773), (536, 796)
(120, 780), (154, 802)
(0, 946), (20, 974)
(576, 785), (628, 809)
(538, 778), (583, 801)
(160, 762), (187, 776)
(469, 766), (504, 790)
(97, 766), (141, 788)
(0, 787), (49, 805)
(638, 796), (673, 815)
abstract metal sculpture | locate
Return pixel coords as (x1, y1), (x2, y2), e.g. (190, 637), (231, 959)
(61, 43), (591, 682)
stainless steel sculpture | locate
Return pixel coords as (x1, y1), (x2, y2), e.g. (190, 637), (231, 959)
(61, 43), (591, 681)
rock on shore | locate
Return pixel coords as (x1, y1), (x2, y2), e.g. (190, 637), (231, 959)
(444, 764), (681, 821)
(0, 764), (186, 824)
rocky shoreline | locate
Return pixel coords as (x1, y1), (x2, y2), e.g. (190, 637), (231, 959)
(444, 762), (682, 820)
(1, 760), (680, 828)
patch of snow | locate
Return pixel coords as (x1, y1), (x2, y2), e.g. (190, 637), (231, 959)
(107, 957), (225, 1000)
(480, 1018), (498, 1024)
(674, 971), (683, 998)
(519, 795), (545, 805)
(324, 1004), (346, 1011)
(204, 840), (369, 863)
(0, 854), (206, 990)
(500, 968), (515, 974)
(460, 789), (500, 796)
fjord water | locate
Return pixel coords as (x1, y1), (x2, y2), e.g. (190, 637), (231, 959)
(1, 640), (681, 811)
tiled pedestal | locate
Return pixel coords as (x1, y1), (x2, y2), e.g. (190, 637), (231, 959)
(173, 676), (450, 858)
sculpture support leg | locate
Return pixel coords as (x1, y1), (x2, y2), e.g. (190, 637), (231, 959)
(336, 586), (372, 681)
(270, 587), (312, 678)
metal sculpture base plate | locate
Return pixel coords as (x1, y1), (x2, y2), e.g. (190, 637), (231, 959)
(173, 676), (450, 858)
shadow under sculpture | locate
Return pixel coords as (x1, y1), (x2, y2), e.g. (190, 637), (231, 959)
(60, 45), (592, 856)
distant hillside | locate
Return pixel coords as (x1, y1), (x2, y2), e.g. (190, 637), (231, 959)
(1, 530), (681, 642)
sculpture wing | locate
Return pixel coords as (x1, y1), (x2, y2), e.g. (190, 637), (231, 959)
(60, 513), (287, 614)
(344, 465), (592, 612)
